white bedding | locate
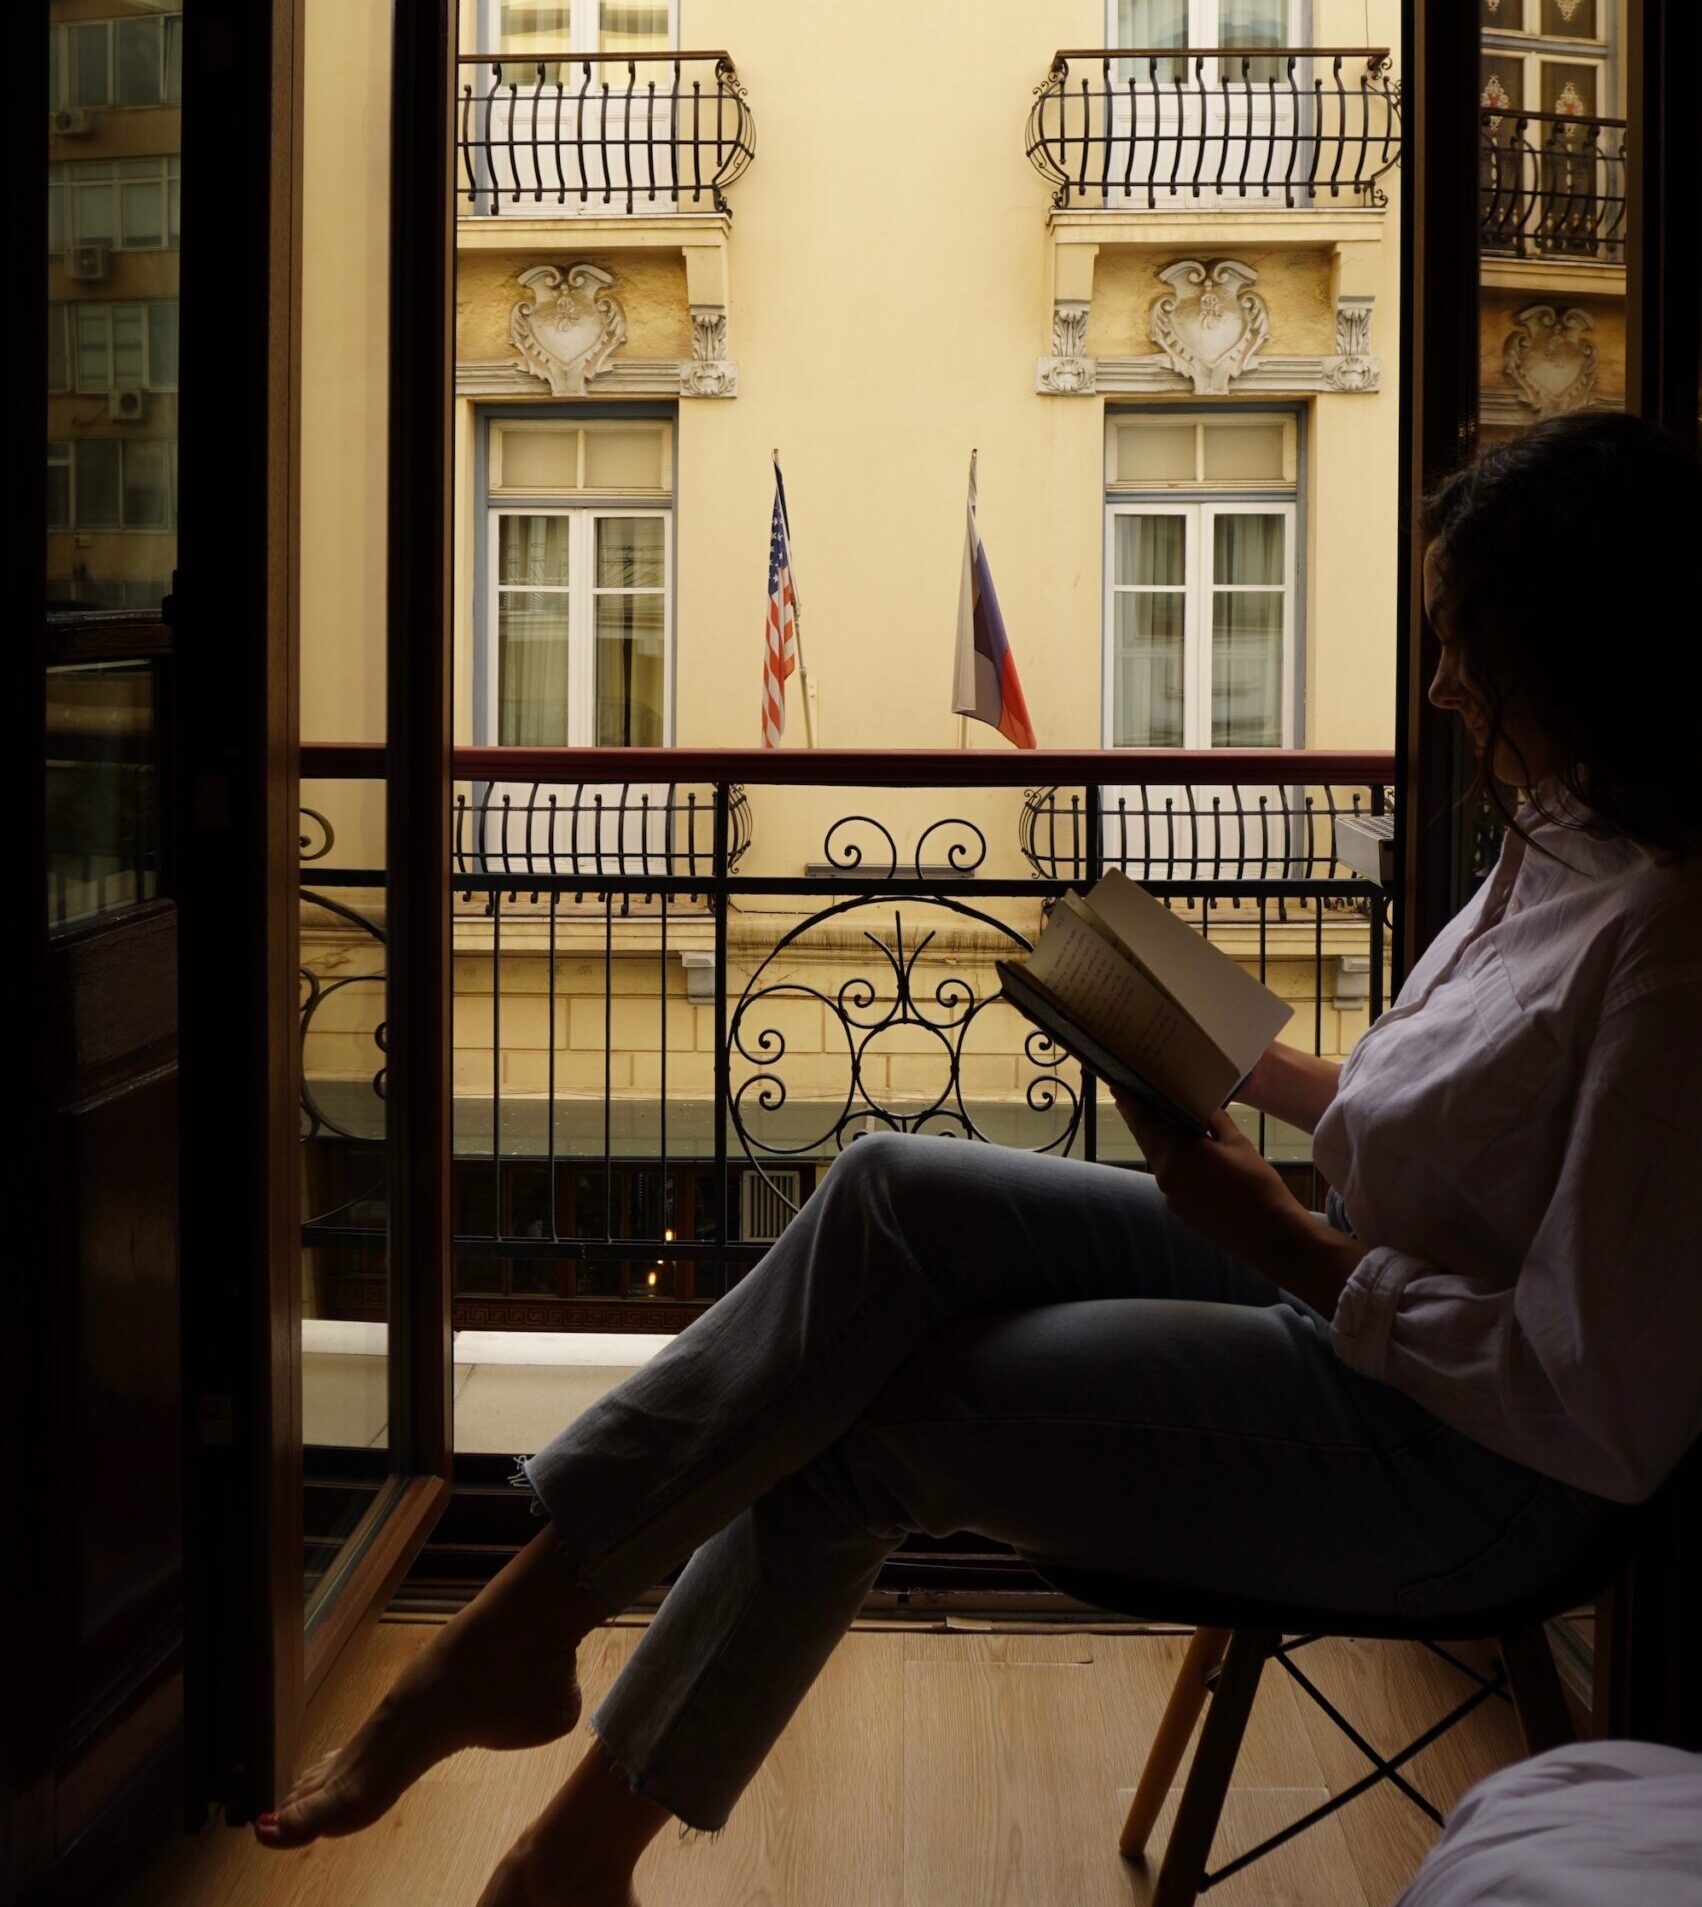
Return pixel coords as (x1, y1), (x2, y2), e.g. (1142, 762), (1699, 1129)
(1397, 1742), (1702, 1906)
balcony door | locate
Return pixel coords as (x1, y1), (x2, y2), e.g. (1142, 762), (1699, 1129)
(1110, 0), (1302, 208)
(1103, 413), (1297, 878)
(468, 0), (679, 216)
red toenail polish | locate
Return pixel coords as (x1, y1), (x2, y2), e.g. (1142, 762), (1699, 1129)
(259, 1813), (279, 1827)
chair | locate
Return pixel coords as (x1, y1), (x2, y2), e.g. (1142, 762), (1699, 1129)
(1031, 1529), (1630, 1907)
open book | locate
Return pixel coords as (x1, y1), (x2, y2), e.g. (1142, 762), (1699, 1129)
(996, 871), (1292, 1136)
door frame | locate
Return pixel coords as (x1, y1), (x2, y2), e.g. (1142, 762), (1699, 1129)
(176, 0), (456, 1827)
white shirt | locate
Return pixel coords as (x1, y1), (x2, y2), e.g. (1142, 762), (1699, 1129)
(1396, 1742), (1702, 1907)
(1316, 810), (1702, 1503)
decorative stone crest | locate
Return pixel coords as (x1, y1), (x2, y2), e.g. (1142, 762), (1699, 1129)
(1503, 303), (1597, 417)
(682, 305), (738, 397)
(1037, 300), (1096, 394)
(510, 263), (627, 396)
(1149, 259), (1270, 395)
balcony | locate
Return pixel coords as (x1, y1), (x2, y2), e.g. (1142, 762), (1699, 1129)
(455, 51), (755, 220)
(299, 747), (1393, 1343)
(1479, 108), (1628, 268)
(1026, 48), (1401, 213)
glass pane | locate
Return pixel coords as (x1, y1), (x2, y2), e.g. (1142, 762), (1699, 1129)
(75, 306), (110, 390)
(1212, 512), (1285, 586)
(48, 309), (70, 393)
(599, 3), (672, 53)
(1115, 421), (1195, 483)
(164, 17), (183, 104)
(115, 17), (163, 106)
(500, 1), (573, 52)
(73, 182), (117, 247)
(499, 513), (571, 586)
(123, 440), (172, 529)
(594, 592), (665, 745)
(497, 425), (580, 492)
(596, 515), (664, 587)
(1542, 0), (1597, 37)
(499, 592), (572, 745)
(1479, 55), (1523, 116)
(1219, 0), (1287, 82)
(1211, 590), (1284, 745)
(582, 425), (667, 492)
(1112, 591), (1185, 747)
(77, 440), (121, 526)
(1114, 512), (1186, 587)
(149, 301), (179, 388)
(46, 447), (70, 534)
(1540, 60), (1597, 118)
(71, 24), (111, 108)
(113, 305), (147, 385)
(1202, 423), (1286, 483)
(46, 661), (162, 927)
(121, 178), (164, 248)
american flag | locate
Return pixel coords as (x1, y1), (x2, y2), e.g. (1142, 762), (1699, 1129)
(761, 465), (799, 748)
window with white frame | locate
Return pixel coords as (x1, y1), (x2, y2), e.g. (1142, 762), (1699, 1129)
(484, 419), (673, 748)
(49, 301), (179, 393)
(47, 438), (176, 532)
(51, 12), (184, 111)
(1115, 0), (1296, 81)
(487, 0), (676, 56)
(1105, 414), (1298, 750)
(50, 157), (183, 254)
(1479, 0), (1616, 120)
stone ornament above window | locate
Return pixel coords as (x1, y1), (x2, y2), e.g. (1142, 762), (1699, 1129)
(1149, 259), (1271, 396)
(510, 263), (628, 396)
(1503, 303), (1598, 417)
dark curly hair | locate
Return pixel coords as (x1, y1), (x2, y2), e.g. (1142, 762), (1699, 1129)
(1421, 411), (1702, 858)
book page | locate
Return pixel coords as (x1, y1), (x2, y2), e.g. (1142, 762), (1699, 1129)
(1024, 902), (1241, 1116)
(1082, 871), (1292, 1076)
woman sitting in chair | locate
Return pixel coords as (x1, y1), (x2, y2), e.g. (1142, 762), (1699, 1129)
(258, 412), (1702, 1906)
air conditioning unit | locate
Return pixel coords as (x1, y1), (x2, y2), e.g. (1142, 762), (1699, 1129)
(108, 388), (146, 422)
(739, 1168), (803, 1244)
(65, 244), (109, 282)
(52, 108), (94, 136)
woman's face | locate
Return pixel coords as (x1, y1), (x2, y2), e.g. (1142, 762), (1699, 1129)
(1423, 540), (1551, 789)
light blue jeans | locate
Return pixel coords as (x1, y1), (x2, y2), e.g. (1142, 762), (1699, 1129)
(524, 1133), (1608, 1832)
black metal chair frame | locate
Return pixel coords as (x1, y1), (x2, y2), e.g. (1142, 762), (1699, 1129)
(1033, 1524), (1629, 1907)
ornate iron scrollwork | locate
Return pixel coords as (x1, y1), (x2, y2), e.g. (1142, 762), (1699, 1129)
(729, 890), (1080, 1224)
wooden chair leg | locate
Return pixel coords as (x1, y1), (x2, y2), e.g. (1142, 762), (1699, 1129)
(1120, 1627), (1233, 1858)
(1150, 1629), (1276, 1907)
(1499, 1624), (1576, 1757)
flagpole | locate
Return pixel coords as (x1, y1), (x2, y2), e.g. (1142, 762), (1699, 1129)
(774, 449), (818, 748)
(957, 449), (976, 749)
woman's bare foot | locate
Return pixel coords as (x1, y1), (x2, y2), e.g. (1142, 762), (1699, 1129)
(256, 1528), (611, 1850)
(474, 1737), (672, 1907)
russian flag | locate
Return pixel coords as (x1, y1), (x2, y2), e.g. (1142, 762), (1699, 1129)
(952, 451), (1036, 749)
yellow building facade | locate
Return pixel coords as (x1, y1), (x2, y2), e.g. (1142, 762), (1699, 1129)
(287, 1), (1626, 1329)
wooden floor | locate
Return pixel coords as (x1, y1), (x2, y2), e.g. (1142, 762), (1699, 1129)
(126, 1618), (1528, 1907)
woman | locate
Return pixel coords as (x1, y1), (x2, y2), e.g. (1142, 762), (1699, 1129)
(258, 413), (1702, 1906)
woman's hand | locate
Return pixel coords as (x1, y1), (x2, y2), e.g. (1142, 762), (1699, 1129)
(1112, 1090), (1363, 1313)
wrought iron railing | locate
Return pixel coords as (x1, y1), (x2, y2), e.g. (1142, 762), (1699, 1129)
(1478, 108), (1627, 264)
(1026, 47), (1401, 211)
(456, 50), (755, 217)
(452, 779), (752, 895)
(299, 746), (1393, 1334)
(1022, 778), (1391, 885)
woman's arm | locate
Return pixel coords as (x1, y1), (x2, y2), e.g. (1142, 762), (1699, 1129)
(1235, 1043), (1342, 1135)
(1331, 979), (1702, 1503)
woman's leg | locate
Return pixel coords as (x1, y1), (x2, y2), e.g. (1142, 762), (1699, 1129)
(262, 1133), (1272, 1849)
(500, 1288), (1603, 1887)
